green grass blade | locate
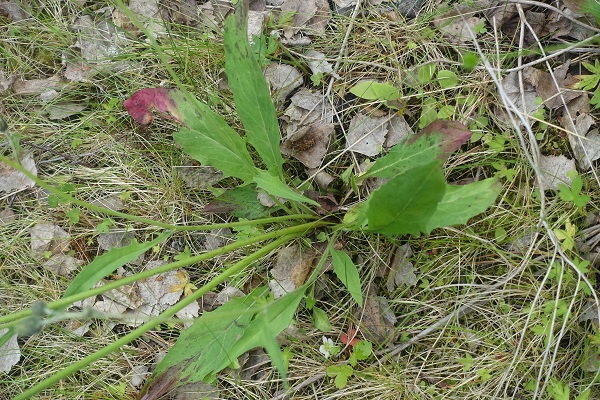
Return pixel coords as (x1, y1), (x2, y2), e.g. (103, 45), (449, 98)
(224, 1), (284, 177)
(63, 232), (171, 299)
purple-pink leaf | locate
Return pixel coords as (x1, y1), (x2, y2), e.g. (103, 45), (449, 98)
(415, 120), (471, 161)
(123, 88), (181, 125)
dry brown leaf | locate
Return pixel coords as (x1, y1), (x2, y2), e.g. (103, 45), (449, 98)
(264, 63), (303, 104)
(178, 165), (223, 189)
(281, 123), (334, 168)
(385, 243), (416, 293)
(42, 254), (84, 277)
(0, 329), (20, 373)
(269, 244), (316, 298)
(356, 289), (397, 344)
(280, 0), (330, 39)
(523, 65), (579, 110)
(0, 152), (37, 193)
(538, 154), (576, 191)
(30, 222), (70, 258)
(12, 75), (65, 96)
(346, 113), (388, 156)
(136, 260), (184, 317)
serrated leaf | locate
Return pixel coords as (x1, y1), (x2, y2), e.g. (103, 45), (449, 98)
(224, 2), (283, 176)
(63, 232), (171, 299)
(330, 249), (363, 307)
(424, 178), (500, 233)
(142, 287), (304, 396)
(349, 81), (399, 101)
(253, 170), (318, 206)
(203, 185), (268, 219)
(170, 91), (257, 184)
(366, 161), (446, 236)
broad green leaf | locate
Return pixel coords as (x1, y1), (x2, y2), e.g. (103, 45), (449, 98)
(330, 249), (363, 307)
(349, 81), (399, 101)
(418, 64), (436, 84)
(312, 306), (332, 332)
(253, 170), (319, 206)
(224, 2), (283, 176)
(424, 178), (500, 233)
(437, 70), (458, 88)
(366, 161), (446, 236)
(171, 90), (257, 184)
(142, 287), (304, 395)
(358, 134), (443, 181)
(63, 232), (171, 299)
(326, 364), (353, 389)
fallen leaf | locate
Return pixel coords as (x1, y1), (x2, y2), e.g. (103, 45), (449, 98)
(282, 88), (334, 138)
(0, 1), (29, 21)
(203, 228), (233, 251)
(0, 329), (20, 373)
(433, 9), (484, 44)
(0, 207), (16, 225)
(131, 365), (150, 388)
(30, 222), (70, 258)
(42, 254), (84, 277)
(269, 244), (316, 298)
(304, 50), (338, 78)
(89, 193), (126, 211)
(264, 63), (303, 103)
(137, 260), (184, 317)
(346, 113), (388, 156)
(177, 165), (223, 189)
(385, 114), (413, 148)
(385, 243), (416, 292)
(538, 155), (576, 191)
(281, 123), (334, 168)
(0, 152), (37, 193)
(522, 65), (579, 110)
(97, 229), (135, 251)
(280, 0), (330, 39)
(12, 75), (65, 96)
(497, 70), (539, 126)
(45, 102), (86, 120)
(559, 112), (600, 170)
(160, 0), (199, 26)
(356, 289), (397, 344)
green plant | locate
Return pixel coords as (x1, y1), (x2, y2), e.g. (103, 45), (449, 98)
(0, 1), (500, 397)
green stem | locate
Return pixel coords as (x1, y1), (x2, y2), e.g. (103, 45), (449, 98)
(0, 155), (317, 231)
(12, 233), (297, 400)
(0, 221), (322, 327)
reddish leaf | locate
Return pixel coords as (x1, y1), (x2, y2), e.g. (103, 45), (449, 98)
(341, 328), (359, 347)
(123, 88), (181, 125)
(413, 120), (471, 161)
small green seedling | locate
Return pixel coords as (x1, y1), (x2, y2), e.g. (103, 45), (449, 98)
(558, 171), (590, 208)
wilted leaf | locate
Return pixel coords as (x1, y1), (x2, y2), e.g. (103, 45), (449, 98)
(282, 88), (334, 138)
(0, 329), (20, 373)
(137, 261), (184, 317)
(42, 254), (84, 277)
(12, 75), (65, 96)
(45, 102), (86, 120)
(97, 229), (135, 251)
(416, 120), (471, 160)
(280, 0), (330, 39)
(305, 50), (337, 77)
(0, 152), (37, 193)
(202, 185), (267, 219)
(124, 88), (181, 125)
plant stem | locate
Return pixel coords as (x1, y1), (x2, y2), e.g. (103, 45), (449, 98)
(12, 233), (297, 400)
(0, 154), (317, 231)
(0, 221), (323, 327)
